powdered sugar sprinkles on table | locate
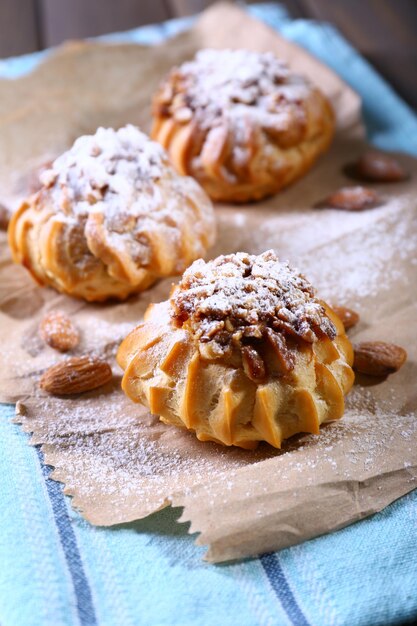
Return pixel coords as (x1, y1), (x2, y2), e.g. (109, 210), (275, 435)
(15, 358), (416, 524)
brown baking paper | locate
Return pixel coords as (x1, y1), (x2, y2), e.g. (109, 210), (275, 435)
(1, 2), (416, 563)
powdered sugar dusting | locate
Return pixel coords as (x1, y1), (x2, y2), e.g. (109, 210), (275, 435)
(37, 125), (214, 268)
(40, 125), (167, 206)
(172, 250), (335, 352)
(156, 49), (312, 139)
(304, 200), (417, 304)
(18, 372), (416, 526)
(20, 389), (277, 521)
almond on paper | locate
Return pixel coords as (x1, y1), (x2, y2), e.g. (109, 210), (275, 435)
(314, 186), (382, 211)
(40, 355), (113, 395)
(15, 400), (27, 417)
(345, 151), (409, 183)
(353, 341), (407, 376)
(332, 305), (360, 330)
(39, 310), (80, 352)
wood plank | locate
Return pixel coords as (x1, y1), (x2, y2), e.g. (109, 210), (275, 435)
(168, 0), (217, 16)
(0, 0), (39, 57)
(301, 0), (417, 109)
(303, 0), (416, 53)
(39, 0), (172, 47)
(170, 0), (283, 17)
(169, 0), (417, 108)
(3, 0), (413, 110)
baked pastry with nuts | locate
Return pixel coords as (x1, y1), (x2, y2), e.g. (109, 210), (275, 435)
(8, 125), (215, 302)
(152, 49), (335, 203)
(118, 250), (354, 449)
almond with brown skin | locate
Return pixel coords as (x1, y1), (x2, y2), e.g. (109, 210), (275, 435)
(40, 355), (112, 395)
(332, 305), (360, 330)
(39, 310), (80, 352)
(315, 186), (382, 212)
(0, 203), (11, 231)
(345, 151), (409, 183)
(353, 341), (407, 376)
(15, 400), (27, 417)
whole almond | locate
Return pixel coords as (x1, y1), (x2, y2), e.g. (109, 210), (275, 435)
(353, 341), (407, 376)
(0, 203), (11, 231)
(345, 151), (409, 183)
(315, 186), (381, 212)
(332, 305), (360, 330)
(40, 355), (112, 395)
(15, 400), (27, 417)
(39, 310), (80, 352)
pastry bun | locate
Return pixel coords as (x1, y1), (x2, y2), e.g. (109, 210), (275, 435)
(152, 49), (335, 203)
(118, 250), (354, 449)
(8, 125), (216, 302)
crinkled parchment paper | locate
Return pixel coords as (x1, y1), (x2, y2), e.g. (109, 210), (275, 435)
(0, 3), (416, 562)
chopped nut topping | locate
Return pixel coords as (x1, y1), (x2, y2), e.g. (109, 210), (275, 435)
(242, 345), (266, 382)
(171, 251), (336, 376)
(154, 50), (311, 143)
(264, 327), (295, 374)
(34, 125), (205, 267)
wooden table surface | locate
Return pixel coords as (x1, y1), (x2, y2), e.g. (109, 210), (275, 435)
(1, 0), (416, 109)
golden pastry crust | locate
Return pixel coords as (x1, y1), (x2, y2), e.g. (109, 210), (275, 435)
(152, 49), (335, 203)
(118, 251), (354, 449)
(8, 125), (216, 302)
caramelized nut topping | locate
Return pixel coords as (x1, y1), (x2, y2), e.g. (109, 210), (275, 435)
(345, 151), (409, 183)
(242, 345), (266, 382)
(153, 50), (310, 143)
(36, 126), (172, 266)
(171, 251), (335, 377)
(315, 186), (382, 211)
(264, 327), (295, 374)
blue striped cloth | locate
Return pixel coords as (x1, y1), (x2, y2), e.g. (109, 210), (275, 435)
(1, 5), (417, 626)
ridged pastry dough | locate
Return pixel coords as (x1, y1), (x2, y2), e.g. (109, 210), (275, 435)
(118, 251), (354, 449)
(152, 49), (335, 203)
(8, 125), (216, 302)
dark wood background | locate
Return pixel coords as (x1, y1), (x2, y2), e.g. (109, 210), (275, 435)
(1, 0), (416, 109)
